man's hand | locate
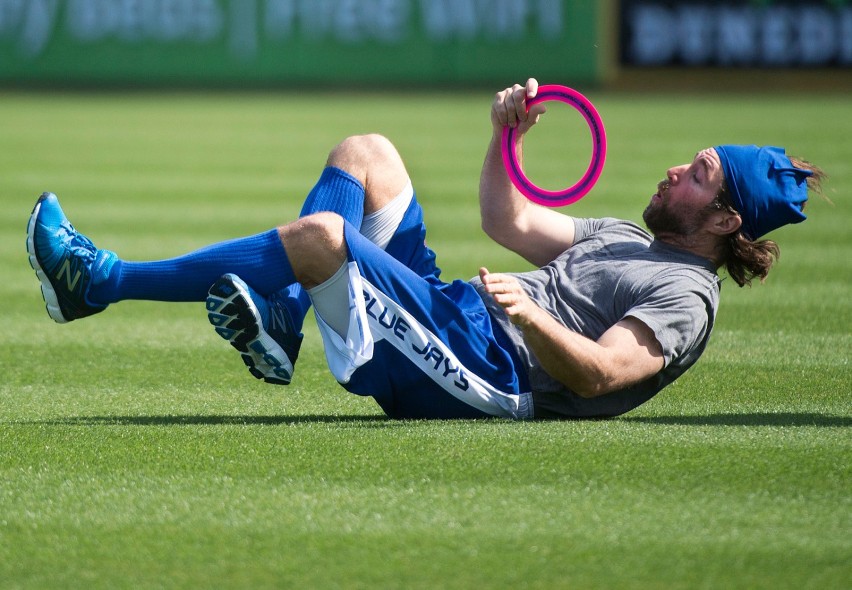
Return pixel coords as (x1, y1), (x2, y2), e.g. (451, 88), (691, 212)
(490, 78), (547, 136)
(479, 267), (542, 327)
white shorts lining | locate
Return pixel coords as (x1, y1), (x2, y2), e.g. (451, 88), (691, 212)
(359, 180), (414, 250)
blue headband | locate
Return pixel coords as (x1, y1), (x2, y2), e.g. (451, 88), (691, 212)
(714, 145), (811, 240)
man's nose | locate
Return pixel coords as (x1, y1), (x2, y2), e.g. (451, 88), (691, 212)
(667, 165), (687, 184)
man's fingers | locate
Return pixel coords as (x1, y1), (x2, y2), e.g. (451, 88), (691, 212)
(480, 262), (535, 327)
(497, 84), (527, 129)
(481, 268), (510, 286)
(481, 275), (522, 300)
(492, 80), (539, 131)
(491, 91), (508, 127)
(511, 85), (528, 124)
(529, 102), (547, 121)
(492, 292), (520, 306)
(504, 84), (525, 128)
(525, 78), (539, 99)
(481, 274), (509, 290)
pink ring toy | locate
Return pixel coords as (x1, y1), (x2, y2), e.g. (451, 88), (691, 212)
(501, 84), (606, 207)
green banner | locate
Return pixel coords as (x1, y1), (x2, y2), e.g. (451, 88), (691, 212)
(0, 0), (607, 85)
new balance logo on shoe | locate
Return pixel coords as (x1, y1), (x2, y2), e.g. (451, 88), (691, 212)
(56, 258), (82, 292)
(268, 306), (290, 335)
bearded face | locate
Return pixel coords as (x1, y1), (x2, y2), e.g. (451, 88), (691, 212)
(643, 178), (714, 237)
(644, 149), (728, 239)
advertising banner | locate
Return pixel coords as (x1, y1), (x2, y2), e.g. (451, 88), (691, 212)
(621, 0), (852, 68)
(0, 0), (608, 85)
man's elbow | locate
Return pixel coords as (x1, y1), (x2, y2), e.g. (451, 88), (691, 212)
(480, 218), (499, 242)
(481, 218), (518, 251)
(570, 365), (660, 398)
(571, 379), (614, 399)
(568, 365), (639, 398)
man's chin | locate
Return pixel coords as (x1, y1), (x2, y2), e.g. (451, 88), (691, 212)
(643, 207), (677, 237)
(641, 206), (657, 232)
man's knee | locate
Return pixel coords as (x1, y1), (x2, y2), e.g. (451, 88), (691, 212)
(280, 212), (347, 288)
(326, 134), (402, 177)
(325, 134), (410, 214)
(287, 211), (345, 244)
(330, 133), (395, 158)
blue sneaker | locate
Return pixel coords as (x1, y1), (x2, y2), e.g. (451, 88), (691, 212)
(26, 192), (117, 323)
(206, 274), (303, 385)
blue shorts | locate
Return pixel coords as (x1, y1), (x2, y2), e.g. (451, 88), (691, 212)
(314, 194), (532, 420)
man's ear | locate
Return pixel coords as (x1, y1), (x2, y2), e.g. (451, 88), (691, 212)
(708, 211), (742, 237)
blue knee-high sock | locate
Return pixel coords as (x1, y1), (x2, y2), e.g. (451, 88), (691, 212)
(89, 229), (296, 304)
(300, 166), (365, 227)
(281, 166), (366, 331)
(90, 166), (365, 329)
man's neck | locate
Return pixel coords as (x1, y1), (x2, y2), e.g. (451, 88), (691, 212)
(655, 233), (724, 269)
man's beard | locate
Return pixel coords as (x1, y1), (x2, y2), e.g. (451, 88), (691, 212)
(643, 179), (706, 237)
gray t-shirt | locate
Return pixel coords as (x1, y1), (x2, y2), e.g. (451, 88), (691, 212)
(471, 217), (721, 418)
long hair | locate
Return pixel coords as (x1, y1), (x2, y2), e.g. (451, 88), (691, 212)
(714, 157), (826, 287)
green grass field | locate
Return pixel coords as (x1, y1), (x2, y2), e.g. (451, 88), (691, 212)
(1, 88), (850, 589)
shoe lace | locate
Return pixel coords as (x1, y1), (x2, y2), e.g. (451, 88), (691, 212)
(60, 220), (98, 262)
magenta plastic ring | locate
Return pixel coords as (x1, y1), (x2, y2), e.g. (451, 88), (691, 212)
(501, 85), (606, 207)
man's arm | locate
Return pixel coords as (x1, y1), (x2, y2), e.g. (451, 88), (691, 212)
(480, 79), (578, 267)
(479, 268), (665, 397)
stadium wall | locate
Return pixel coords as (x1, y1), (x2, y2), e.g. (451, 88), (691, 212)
(0, 0), (614, 87)
(616, 0), (852, 93)
(620, 0), (851, 69)
(2, 1), (847, 90)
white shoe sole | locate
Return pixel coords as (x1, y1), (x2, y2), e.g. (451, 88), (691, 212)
(206, 274), (293, 385)
(26, 196), (68, 323)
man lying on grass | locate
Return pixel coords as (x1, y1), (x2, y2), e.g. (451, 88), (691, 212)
(26, 79), (825, 420)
